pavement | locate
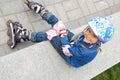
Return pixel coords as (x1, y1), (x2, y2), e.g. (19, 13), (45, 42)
(0, 0), (120, 80)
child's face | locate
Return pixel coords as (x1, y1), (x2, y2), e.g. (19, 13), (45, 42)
(84, 28), (98, 44)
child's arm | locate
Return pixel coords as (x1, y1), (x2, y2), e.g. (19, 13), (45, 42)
(60, 36), (70, 45)
(60, 36), (73, 56)
(68, 46), (83, 57)
(65, 56), (83, 68)
(65, 47), (98, 68)
(61, 36), (85, 56)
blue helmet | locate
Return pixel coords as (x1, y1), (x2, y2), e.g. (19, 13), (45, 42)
(88, 16), (114, 44)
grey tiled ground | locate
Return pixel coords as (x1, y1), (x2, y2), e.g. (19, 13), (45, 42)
(0, 0), (120, 57)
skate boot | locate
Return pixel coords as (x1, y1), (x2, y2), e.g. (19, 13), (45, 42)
(24, 0), (48, 18)
(7, 20), (30, 49)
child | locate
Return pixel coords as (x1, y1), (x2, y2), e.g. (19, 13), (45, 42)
(6, 0), (114, 68)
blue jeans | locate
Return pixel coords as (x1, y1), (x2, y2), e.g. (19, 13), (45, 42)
(31, 12), (74, 59)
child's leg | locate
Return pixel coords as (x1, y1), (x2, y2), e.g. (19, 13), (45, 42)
(25, 0), (58, 27)
(30, 32), (48, 42)
(6, 20), (48, 49)
(25, 0), (74, 38)
(30, 29), (74, 43)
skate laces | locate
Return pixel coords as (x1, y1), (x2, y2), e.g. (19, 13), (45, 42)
(27, 1), (45, 14)
(16, 26), (30, 41)
(25, 1), (48, 18)
(31, 4), (43, 13)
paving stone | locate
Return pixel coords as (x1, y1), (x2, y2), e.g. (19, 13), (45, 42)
(67, 8), (83, 21)
(32, 20), (51, 32)
(0, 17), (7, 31)
(114, 0), (120, 4)
(85, 13), (99, 22)
(70, 20), (81, 30)
(94, 0), (109, 11)
(64, 22), (72, 30)
(44, 0), (55, 5)
(98, 10), (106, 17)
(91, 12), (100, 18)
(44, 0), (64, 5)
(86, 0), (97, 13)
(104, 8), (112, 16)
(106, 0), (114, 6)
(93, 0), (101, 2)
(0, 45), (6, 57)
(0, 0), (12, 2)
(62, 0), (79, 11)
(78, 17), (87, 26)
(17, 12), (33, 30)
(78, 0), (86, 5)
(4, 14), (18, 22)
(110, 3), (120, 14)
(26, 11), (42, 22)
(1, 0), (24, 15)
(78, 0), (90, 16)
(55, 3), (68, 22)
(46, 5), (60, 19)
(54, 0), (65, 3)
(29, 0), (44, 5)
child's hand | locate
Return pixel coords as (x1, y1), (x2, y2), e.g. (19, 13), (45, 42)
(46, 29), (58, 40)
(62, 45), (73, 57)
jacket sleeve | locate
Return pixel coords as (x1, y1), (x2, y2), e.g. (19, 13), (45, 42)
(61, 36), (84, 57)
(60, 36), (71, 45)
(65, 56), (84, 68)
(68, 46), (84, 57)
(65, 48), (98, 68)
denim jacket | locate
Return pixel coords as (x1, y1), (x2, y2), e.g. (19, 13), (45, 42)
(61, 35), (100, 68)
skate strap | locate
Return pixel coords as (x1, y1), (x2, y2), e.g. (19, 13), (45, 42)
(31, 3), (43, 13)
(16, 27), (25, 34)
(31, 4), (41, 13)
(35, 5), (41, 13)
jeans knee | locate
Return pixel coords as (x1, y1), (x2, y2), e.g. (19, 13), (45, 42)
(43, 12), (58, 26)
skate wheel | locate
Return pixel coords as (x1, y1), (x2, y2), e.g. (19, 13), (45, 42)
(7, 29), (10, 36)
(6, 20), (12, 27)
